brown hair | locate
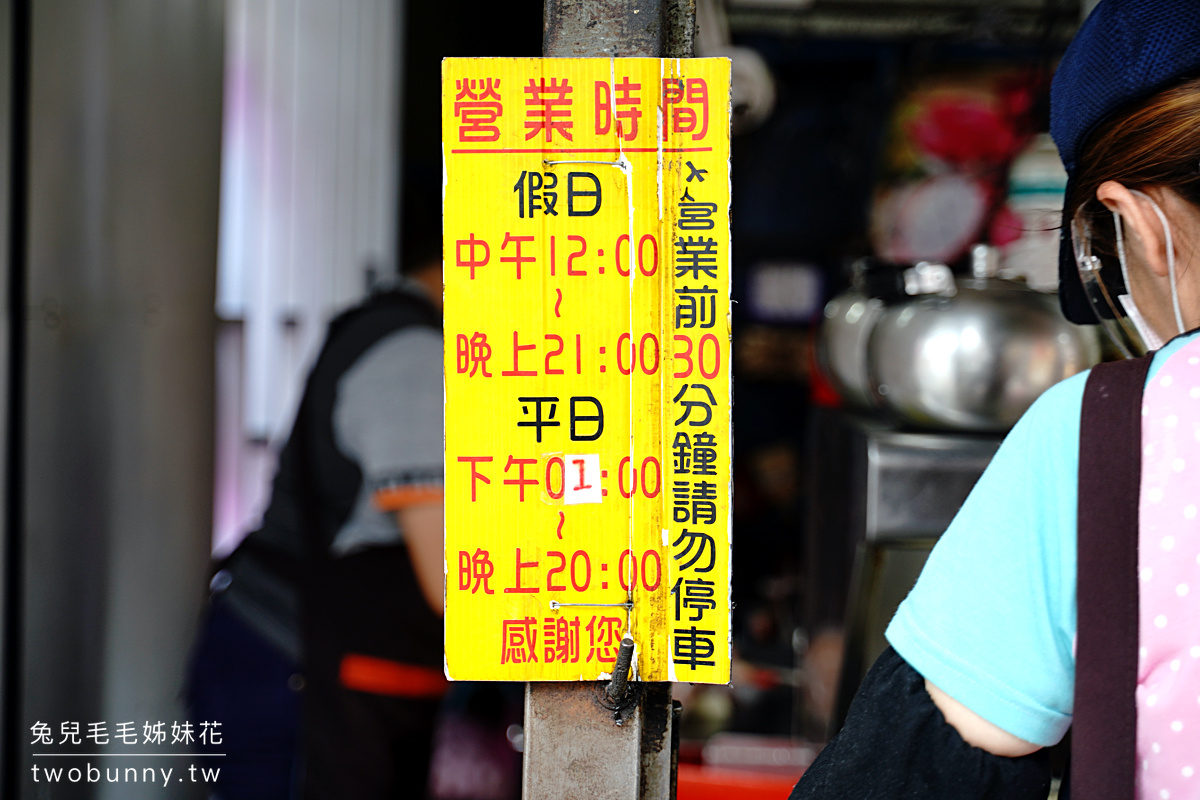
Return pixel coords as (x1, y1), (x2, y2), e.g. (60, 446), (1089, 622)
(1067, 77), (1200, 267)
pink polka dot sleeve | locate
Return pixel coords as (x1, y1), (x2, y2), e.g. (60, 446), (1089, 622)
(1136, 336), (1200, 799)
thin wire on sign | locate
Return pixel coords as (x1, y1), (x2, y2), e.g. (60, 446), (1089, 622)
(616, 58), (638, 647)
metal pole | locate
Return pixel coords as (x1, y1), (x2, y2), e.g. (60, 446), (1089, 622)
(1, 2), (28, 794)
(523, 5), (695, 799)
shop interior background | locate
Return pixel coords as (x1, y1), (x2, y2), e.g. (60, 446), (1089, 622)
(0, 0), (1101, 797)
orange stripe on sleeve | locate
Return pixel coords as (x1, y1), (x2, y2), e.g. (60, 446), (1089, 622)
(372, 484), (444, 512)
(338, 653), (448, 698)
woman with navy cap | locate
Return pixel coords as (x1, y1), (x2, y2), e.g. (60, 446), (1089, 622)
(792, 2), (1200, 798)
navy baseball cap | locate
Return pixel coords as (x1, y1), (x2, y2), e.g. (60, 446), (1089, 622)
(1051, 0), (1200, 324)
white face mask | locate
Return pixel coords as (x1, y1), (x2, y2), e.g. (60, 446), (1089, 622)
(1112, 189), (1185, 351)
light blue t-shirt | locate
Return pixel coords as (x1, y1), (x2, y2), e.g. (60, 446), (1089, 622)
(886, 331), (1199, 747)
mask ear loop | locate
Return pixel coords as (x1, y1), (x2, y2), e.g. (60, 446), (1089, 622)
(1129, 189), (1186, 335)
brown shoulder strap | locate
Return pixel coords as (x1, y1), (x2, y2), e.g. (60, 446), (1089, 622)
(1073, 354), (1153, 799)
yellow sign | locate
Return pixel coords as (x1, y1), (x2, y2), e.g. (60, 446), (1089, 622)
(442, 57), (731, 684)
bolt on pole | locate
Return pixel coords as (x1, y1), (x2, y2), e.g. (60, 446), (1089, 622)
(606, 636), (636, 706)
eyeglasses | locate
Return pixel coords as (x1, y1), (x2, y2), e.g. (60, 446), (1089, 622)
(1070, 204), (1151, 358)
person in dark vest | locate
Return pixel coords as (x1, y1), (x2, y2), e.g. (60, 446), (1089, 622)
(187, 229), (446, 800)
(791, 2), (1200, 798)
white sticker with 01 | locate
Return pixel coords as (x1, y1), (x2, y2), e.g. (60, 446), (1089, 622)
(563, 454), (602, 505)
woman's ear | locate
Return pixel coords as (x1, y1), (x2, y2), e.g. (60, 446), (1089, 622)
(1096, 180), (1171, 278)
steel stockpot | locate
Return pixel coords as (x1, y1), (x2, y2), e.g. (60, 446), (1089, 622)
(866, 275), (1100, 431)
(819, 256), (1100, 431)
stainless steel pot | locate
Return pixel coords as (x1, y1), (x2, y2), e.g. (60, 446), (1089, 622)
(866, 277), (1100, 431)
(818, 291), (886, 408)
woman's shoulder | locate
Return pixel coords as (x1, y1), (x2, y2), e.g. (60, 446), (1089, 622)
(1000, 368), (1090, 454)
